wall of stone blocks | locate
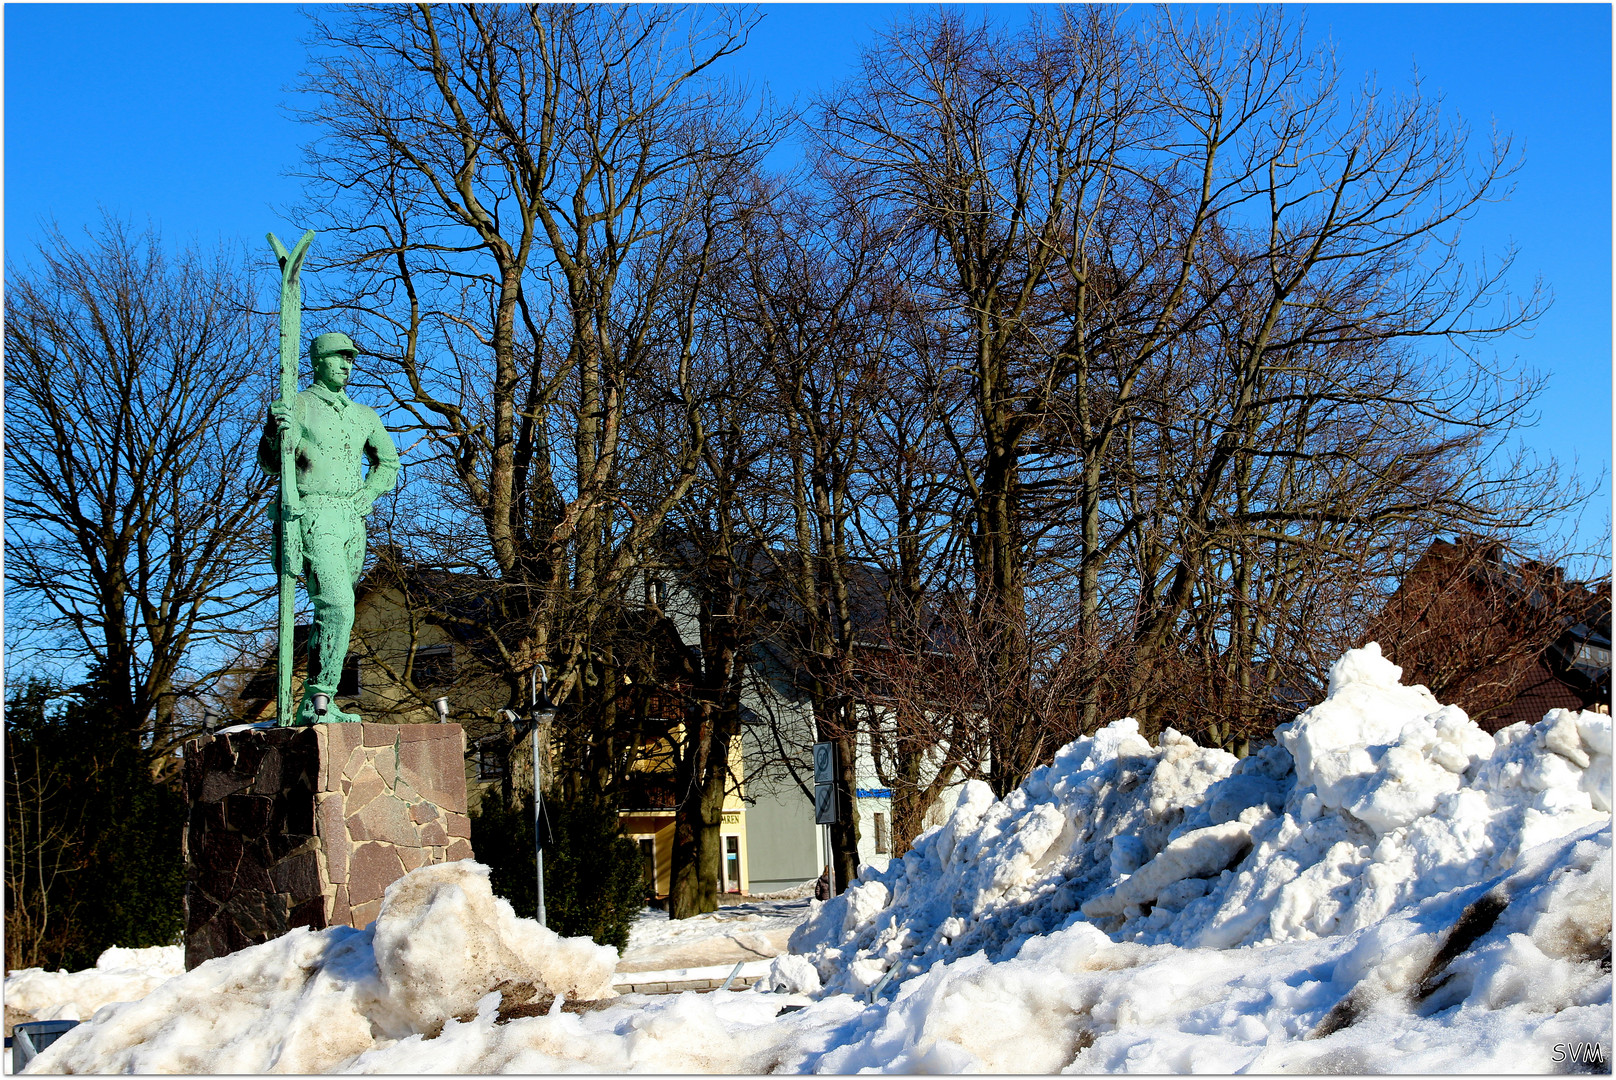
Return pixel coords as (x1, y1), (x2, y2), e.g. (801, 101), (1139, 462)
(183, 722), (471, 969)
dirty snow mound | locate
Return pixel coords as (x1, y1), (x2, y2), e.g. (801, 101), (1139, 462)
(779, 644), (1611, 996)
(29, 861), (617, 1073)
(20, 829), (1610, 1073)
(5, 945), (184, 1027)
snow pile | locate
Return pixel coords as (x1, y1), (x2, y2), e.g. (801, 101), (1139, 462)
(799, 822), (1610, 1072)
(30, 860), (616, 1073)
(5, 945), (184, 1026)
(15, 645), (1610, 1073)
(22, 825), (1610, 1072)
(779, 644), (1611, 996)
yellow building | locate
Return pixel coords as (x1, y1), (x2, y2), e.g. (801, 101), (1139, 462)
(619, 732), (751, 898)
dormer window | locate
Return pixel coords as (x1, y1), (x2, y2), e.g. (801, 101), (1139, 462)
(412, 643), (455, 688)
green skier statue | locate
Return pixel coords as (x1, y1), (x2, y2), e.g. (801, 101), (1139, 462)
(260, 233), (399, 725)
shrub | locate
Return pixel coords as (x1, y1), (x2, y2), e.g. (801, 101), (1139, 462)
(5, 670), (186, 972)
(470, 793), (644, 952)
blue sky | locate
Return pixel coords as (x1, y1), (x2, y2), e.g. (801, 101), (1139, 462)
(5, 3), (1610, 564)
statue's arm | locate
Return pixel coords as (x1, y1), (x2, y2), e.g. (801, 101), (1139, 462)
(361, 410), (401, 501)
(258, 396), (300, 474)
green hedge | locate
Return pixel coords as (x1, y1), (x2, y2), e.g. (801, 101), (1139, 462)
(5, 671), (186, 972)
(469, 794), (645, 952)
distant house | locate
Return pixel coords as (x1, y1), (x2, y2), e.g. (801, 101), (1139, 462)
(631, 553), (975, 893)
(1365, 536), (1611, 732)
(239, 549), (968, 898)
(239, 552), (510, 733)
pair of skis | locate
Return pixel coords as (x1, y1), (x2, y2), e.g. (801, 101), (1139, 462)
(268, 230), (315, 728)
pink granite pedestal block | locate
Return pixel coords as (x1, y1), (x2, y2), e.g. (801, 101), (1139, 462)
(182, 723), (471, 970)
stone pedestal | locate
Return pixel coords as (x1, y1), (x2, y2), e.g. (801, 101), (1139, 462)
(182, 723), (472, 969)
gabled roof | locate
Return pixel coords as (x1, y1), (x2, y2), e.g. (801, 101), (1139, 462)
(653, 537), (967, 705)
(656, 537), (961, 649)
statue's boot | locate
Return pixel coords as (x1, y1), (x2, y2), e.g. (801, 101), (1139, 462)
(316, 701), (363, 724)
(295, 692), (363, 725)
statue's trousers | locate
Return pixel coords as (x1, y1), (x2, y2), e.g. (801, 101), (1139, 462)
(283, 493), (366, 705)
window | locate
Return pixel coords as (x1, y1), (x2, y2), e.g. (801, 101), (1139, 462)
(412, 643), (455, 688)
(874, 812), (890, 855)
(646, 576), (667, 609)
(639, 838), (657, 895)
(1575, 642), (1611, 677)
(475, 739), (508, 781)
(723, 835), (742, 893)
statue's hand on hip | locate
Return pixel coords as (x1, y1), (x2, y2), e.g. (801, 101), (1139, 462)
(352, 491), (377, 518)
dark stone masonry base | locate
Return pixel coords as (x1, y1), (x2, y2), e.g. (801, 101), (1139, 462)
(182, 722), (471, 970)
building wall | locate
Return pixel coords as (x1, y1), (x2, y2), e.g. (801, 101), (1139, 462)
(306, 567), (977, 899)
(733, 650), (825, 894)
(619, 813), (675, 896)
(619, 731), (751, 898)
(738, 727), (821, 895)
(675, 573), (978, 891)
(348, 584), (508, 725)
(617, 811), (752, 898)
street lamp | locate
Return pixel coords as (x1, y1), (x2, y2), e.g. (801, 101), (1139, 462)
(529, 665), (556, 927)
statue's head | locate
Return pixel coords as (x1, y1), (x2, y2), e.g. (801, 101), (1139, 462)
(309, 332), (357, 391)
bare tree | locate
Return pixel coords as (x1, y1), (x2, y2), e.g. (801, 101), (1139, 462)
(295, 3), (780, 805)
(657, 250), (785, 917)
(817, 8), (1169, 794)
(847, 592), (984, 856)
(705, 178), (909, 888)
(5, 218), (276, 775)
(1103, 9), (1570, 737)
(821, 7), (1581, 781)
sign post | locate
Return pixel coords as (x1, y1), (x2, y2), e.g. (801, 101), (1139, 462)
(813, 740), (838, 895)
(532, 665), (555, 927)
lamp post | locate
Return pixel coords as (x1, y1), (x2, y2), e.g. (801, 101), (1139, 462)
(529, 665), (556, 927)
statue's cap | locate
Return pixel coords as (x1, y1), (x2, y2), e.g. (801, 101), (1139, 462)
(309, 332), (357, 359)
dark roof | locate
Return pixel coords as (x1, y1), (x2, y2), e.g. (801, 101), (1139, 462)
(1370, 535), (1610, 729)
(658, 538), (960, 649)
(654, 538), (966, 704)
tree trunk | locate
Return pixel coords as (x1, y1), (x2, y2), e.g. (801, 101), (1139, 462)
(668, 699), (710, 918)
(670, 696), (739, 918)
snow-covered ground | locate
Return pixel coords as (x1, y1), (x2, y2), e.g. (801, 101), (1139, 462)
(4, 946), (185, 1034)
(616, 897), (809, 974)
(7, 645), (1610, 1073)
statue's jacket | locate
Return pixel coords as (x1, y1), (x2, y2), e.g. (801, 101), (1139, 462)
(257, 384), (399, 507)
